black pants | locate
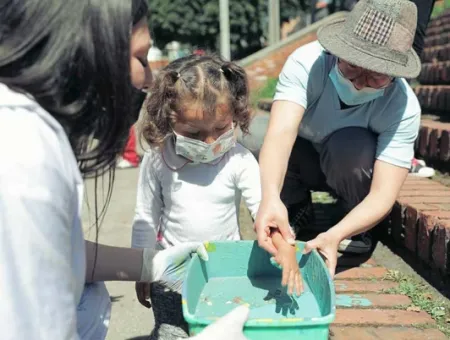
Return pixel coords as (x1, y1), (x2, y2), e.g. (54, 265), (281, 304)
(410, 0), (436, 57)
(280, 128), (375, 212)
(149, 281), (189, 340)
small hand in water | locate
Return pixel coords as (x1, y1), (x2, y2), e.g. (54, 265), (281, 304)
(264, 286), (300, 317)
(271, 243), (304, 296)
(190, 305), (250, 340)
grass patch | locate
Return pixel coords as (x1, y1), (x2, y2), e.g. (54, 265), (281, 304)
(257, 77), (278, 99)
(412, 323), (437, 330)
(250, 77), (278, 107)
(431, 0), (450, 18)
(384, 270), (450, 337)
(311, 191), (337, 204)
(432, 170), (450, 188)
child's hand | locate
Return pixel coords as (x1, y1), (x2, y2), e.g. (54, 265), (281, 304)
(272, 244), (304, 296)
(135, 282), (151, 308)
(269, 229), (304, 296)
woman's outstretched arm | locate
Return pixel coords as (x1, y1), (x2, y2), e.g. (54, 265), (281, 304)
(85, 241), (143, 282)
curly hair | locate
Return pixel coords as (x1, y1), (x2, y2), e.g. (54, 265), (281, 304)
(142, 54), (251, 147)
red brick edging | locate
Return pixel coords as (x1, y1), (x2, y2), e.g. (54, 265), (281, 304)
(415, 9), (450, 170)
(415, 118), (450, 166)
(393, 176), (450, 278)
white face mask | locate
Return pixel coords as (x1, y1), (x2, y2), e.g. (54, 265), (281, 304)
(173, 126), (236, 163)
(329, 63), (385, 106)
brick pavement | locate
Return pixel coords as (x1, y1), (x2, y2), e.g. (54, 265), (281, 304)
(330, 254), (447, 339)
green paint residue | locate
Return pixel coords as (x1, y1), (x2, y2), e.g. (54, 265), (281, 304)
(336, 294), (372, 307)
(335, 283), (347, 289)
(204, 242), (217, 252)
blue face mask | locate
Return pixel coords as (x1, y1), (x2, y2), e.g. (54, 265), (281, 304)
(329, 63), (385, 106)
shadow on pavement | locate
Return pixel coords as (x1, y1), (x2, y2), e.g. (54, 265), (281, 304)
(110, 295), (124, 303)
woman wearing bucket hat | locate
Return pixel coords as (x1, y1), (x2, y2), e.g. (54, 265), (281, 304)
(254, 0), (422, 276)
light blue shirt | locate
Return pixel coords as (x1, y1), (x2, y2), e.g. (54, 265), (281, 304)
(274, 41), (421, 169)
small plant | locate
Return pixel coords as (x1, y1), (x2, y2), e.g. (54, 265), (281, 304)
(250, 77), (278, 107)
(431, 0), (450, 18)
(257, 78), (278, 99)
(431, 170), (450, 188)
(384, 270), (450, 337)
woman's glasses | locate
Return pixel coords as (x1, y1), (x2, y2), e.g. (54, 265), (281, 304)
(337, 59), (394, 89)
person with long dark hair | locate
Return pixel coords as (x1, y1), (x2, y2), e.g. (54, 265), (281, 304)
(0, 1), (249, 339)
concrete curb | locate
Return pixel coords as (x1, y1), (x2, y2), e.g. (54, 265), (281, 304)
(238, 11), (347, 68)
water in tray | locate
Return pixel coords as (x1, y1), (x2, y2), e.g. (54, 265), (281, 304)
(194, 276), (322, 320)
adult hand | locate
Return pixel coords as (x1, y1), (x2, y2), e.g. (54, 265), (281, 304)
(303, 231), (340, 278)
(254, 197), (295, 256)
(140, 242), (209, 292)
(190, 305), (250, 340)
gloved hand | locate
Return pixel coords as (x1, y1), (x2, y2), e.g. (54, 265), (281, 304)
(189, 305), (250, 340)
(140, 242), (209, 292)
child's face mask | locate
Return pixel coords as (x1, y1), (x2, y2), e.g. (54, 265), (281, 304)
(173, 126), (236, 163)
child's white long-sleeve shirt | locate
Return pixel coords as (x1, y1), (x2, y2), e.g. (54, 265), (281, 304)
(131, 137), (261, 249)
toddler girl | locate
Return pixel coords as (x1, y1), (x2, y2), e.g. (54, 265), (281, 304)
(131, 54), (260, 339)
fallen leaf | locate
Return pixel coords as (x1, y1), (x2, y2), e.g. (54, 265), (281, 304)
(407, 306), (421, 312)
(423, 293), (433, 300)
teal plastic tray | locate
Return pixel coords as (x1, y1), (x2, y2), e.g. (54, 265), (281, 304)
(182, 241), (336, 339)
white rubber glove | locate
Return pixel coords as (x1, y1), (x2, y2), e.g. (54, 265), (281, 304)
(189, 305), (250, 340)
(140, 242), (209, 291)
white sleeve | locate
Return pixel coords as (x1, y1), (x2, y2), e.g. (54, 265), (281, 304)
(0, 136), (79, 339)
(131, 151), (163, 249)
(273, 41), (324, 109)
(233, 146), (261, 219)
(375, 84), (421, 169)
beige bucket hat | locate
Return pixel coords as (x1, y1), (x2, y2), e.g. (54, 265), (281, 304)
(318, 0), (421, 78)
